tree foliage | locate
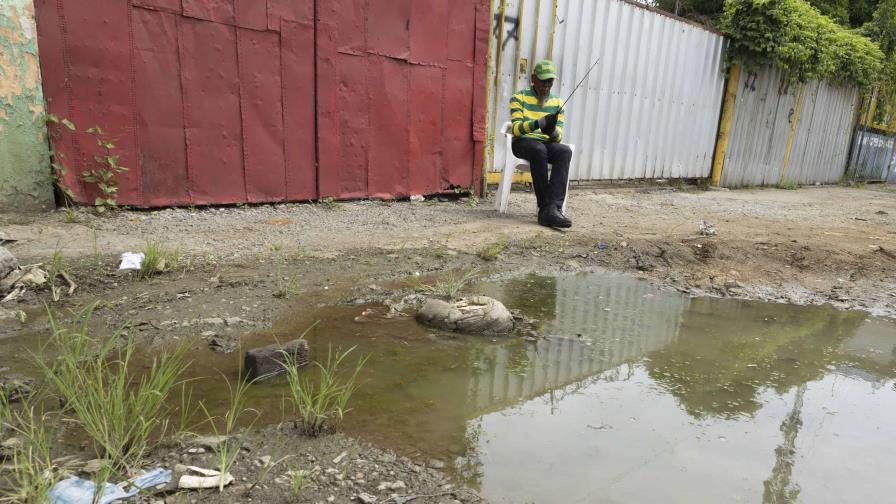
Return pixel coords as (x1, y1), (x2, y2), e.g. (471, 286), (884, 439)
(654, 0), (880, 27)
(720, 0), (884, 87)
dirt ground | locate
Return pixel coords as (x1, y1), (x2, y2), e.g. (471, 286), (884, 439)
(1, 183), (895, 503)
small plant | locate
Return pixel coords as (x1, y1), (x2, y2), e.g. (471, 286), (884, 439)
(81, 126), (128, 213)
(412, 268), (479, 300)
(0, 391), (60, 503)
(319, 197), (340, 210)
(37, 304), (189, 473)
(63, 207), (79, 223)
(777, 180), (799, 190)
(271, 243), (301, 298)
(279, 345), (368, 437)
(246, 455), (291, 494)
(478, 241), (507, 261)
(140, 241), (182, 279)
(285, 464), (308, 501)
(44, 113), (76, 203)
(47, 243), (67, 302)
(198, 373), (259, 492)
(454, 186), (479, 207)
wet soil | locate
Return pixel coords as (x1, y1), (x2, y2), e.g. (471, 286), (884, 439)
(1, 185), (895, 503)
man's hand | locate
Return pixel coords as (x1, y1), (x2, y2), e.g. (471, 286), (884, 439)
(538, 112), (559, 135)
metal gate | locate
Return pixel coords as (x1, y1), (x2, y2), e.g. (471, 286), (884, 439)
(35, 0), (490, 207)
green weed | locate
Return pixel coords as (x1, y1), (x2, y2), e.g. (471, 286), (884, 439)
(286, 464), (308, 501)
(82, 126), (128, 213)
(279, 345), (368, 437)
(198, 373), (259, 492)
(777, 180), (799, 190)
(478, 241), (507, 261)
(271, 243), (301, 298)
(319, 197), (340, 210)
(0, 390), (60, 504)
(140, 241), (182, 280)
(37, 304), (189, 473)
(412, 268), (479, 300)
(47, 244), (67, 302)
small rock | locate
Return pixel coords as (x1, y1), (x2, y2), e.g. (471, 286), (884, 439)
(192, 435), (228, 450)
(416, 296), (514, 335)
(356, 492), (378, 503)
(258, 455), (272, 466)
(200, 317), (225, 326)
(0, 246), (18, 280)
(200, 330), (217, 338)
(428, 459), (445, 469)
(327, 496), (336, 502)
(82, 459), (106, 473)
(377, 481), (406, 491)
(187, 448), (206, 454)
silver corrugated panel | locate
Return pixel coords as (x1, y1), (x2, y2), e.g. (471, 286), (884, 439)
(849, 129), (896, 181)
(488, 0), (727, 180)
(721, 66), (859, 187)
(788, 81), (859, 184)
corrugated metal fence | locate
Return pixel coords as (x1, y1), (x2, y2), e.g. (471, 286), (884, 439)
(848, 127), (896, 182)
(34, 0), (490, 207)
(721, 67), (860, 187)
(488, 0), (727, 181)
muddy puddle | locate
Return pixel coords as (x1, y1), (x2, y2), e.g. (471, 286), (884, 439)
(6, 272), (896, 503)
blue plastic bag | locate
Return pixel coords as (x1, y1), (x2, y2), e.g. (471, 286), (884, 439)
(48, 468), (171, 504)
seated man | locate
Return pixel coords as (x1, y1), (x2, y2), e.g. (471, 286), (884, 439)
(509, 59), (572, 228)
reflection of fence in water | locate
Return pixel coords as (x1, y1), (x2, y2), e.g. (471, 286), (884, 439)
(467, 274), (689, 413)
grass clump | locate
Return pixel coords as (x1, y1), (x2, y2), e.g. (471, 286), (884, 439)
(412, 268), (479, 300)
(139, 241), (182, 279)
(37, 304), (189, 473)
(478, 241), (507, 261)
(777, 180), (799, 190)
(280, 345), (367, 437)
(198, 373), (259, 492)
(0, 391), (60, 503)
(318, 197), (340, 210)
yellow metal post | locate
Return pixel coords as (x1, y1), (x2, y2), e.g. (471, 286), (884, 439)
(547, 0), (558, 59)
(779, 83), (806, 185)
(710, 64), (742, 186)
(511, 0), (526, 90)
(530, 0), (542, 66)
(481, 0), (499, 179)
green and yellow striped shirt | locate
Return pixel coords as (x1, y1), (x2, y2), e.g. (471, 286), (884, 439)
(510, 87), (565, 142)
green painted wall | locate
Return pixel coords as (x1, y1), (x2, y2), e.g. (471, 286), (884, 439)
(0, 0), (53, 212)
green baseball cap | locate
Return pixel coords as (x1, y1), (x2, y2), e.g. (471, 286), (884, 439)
(534, 59), (558, 80)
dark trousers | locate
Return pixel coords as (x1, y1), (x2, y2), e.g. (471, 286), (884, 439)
(511, 137), (572, 211)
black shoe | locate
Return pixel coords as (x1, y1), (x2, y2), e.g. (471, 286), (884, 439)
(538, 206), (572, 228)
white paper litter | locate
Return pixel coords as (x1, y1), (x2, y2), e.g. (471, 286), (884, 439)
(118, 252), (145, 270)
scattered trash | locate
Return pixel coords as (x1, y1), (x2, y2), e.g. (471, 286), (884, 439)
(697, 221), (717, 237)
(118, 252), (145, 270)
(0, 246), (18, 280)
(48, 468), (171, 504)
(333, 450), (349, 464)
(177, 466), (234, 490)
(1, 265), (49, 303)
(597, 242), (607, 251)
(409, 195), (425, 203)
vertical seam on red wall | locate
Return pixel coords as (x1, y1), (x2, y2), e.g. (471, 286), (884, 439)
(235, 27), (249, 202)
(280, 29), (289, 198)
(313, 0), (321, 199)
(56, 0), (86, 197)
(176, 16), (194, 203)
(440, 66), (448, 188)
(363, 0), (371, 198)
(126, 1), (143, 203)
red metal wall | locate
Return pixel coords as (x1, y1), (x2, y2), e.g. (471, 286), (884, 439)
(34, 0), (489, 206)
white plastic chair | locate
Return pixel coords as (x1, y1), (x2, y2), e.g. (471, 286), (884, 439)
(494, 121), (575, 214)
